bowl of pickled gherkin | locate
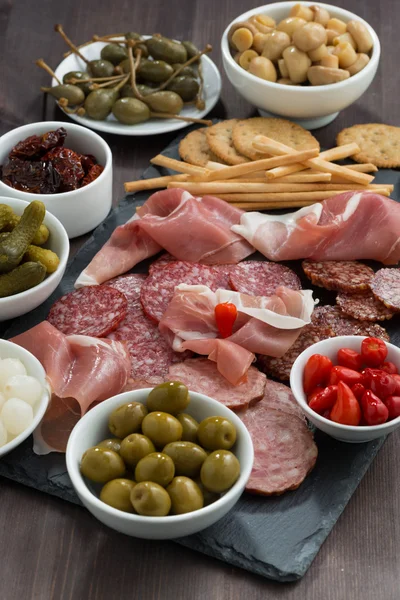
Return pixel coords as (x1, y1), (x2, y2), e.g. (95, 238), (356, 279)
(66, 382), (254, 539)
(0, 197), (69, 321)
(41, 29), (221, 135)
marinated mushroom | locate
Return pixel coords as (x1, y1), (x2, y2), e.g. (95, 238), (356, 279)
(289, 3), (314, 21)
(249, 56), (277, 81)
(333, 42), (358, 69)
(228, 21), (258, 45)
(252, 32), (270, 54)
(239, 49), (259, 70)
(308, 44), (328, 62)
(311, 6), (330, 26)
(346, 52), (370, 75)
(333, 32), (357, 49)
(278, 58), (289, 77)
(261, 30), (291, 61)
(277, 17), (307, 37)
(277, 78), (297, 85)
(231, 27), (254, 52)
(307, 65), (350, 85)
(346, 20), (374, 53)
(292, 22), (328, 52)
(327, 18), (347, 35)
(283, 45), (312, 83)
(249, 14), (276, 32)
(320, 53), (339, 68)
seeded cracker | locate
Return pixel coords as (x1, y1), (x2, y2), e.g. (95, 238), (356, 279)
(179, 128), (222, 166)
(206, 119), (250, 165)
(337, 123), (400, 168)
(232, 117), (320, 161)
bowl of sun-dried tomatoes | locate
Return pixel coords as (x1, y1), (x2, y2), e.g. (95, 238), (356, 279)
(0, 121), (112, 238)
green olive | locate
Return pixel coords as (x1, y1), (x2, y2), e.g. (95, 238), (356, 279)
(147, 382), (190, 414)
(46, 84), (85, 105)
(182, 41), (200, 60)
(112, 97), (150, 124)
(200, 450), (240, 493)
(163, 441), (207, 477)
(197, 416), (237, 451)
(171, 64), (197, 77)
(177, 413), (199, 443)
(166, 76), (199, 101)
(137, 58), (174, 82)
(100, 478), (136, 512)
(194, 477), (220, 506)
(101, 43), (128, 65)
(88, 59), (115, 78)
(108, 402), (148, 438)
(135, 452), (175, 487)
(62, 71), (92, 95)
(120, 433), (155, 468)
(84, 88), (118, 120)
(146, 36), (188, 64)
(80, 447), (126, 483)
(141, 411), (183, 448)
(166, 476), (204, 514)
(97, 438), (122, 453)
(144, 91), (183, 114)
(130, 481), (171, 516)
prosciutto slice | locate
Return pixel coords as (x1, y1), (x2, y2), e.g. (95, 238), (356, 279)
(75, 189), (254, 287)
(159, 284), (315, 384)
(11, 321), (131, 415)
(232, 192), (400, 264)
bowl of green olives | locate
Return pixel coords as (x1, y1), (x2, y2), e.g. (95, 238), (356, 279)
(50, 37), (221, 136)
(66, 382), (254, 539)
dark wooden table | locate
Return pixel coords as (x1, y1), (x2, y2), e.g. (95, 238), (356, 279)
(1, 1), (399, 598)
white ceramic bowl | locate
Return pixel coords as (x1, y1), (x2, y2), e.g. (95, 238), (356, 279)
(0, 121), (112, 238)
(66, 388), (254, 540)
(221, 2), (380, 129)
(290, 336), (400, 443)
(0, 339), (51, 457)
(0, 197), (69, 321)
(53, 41), (222, 136)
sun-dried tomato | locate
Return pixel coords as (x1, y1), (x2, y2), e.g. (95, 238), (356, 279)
(44, 147), (85, 192)
(81, 164), (104, 186)
(9, 128), (67, 160)
(80, 153), (98, 173)
(1, 157), (60, 194)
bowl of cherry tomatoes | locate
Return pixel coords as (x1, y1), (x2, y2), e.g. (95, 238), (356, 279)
(290, 336), (400, 443)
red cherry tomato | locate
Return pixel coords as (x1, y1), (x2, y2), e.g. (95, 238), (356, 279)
(303, 354), (333, 395)
(214, 302), (238, 338)
(330, 381), (361, 426)
(384, 396), (400, 420)
(392, 374), (400, 395)
(351, 383), (366, 401)
(337, 348), (363, 371)
(328, 365), (362, 387)
(361, 369), (397, 399)
(308, 385), (338, 414)
(361, 337), (388, 367)
(380, 361), (398, 375)
(361, 390), (389, 425)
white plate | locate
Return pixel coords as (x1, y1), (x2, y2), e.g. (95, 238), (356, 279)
(53, 40), (221, 136)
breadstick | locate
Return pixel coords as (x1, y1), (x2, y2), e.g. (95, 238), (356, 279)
(168, 182), (392, 194)
(125, 174), (189, 193)
(150, 155), (208, 175)
(258, 137), (373, 185)
(217, 189), (391, 202)
(206, 161), (266, 180)
(253, 136), (360, 160)
(230, 201), (317, 210)
(273, 172), (332, 182)
(203, 148), (319, 182)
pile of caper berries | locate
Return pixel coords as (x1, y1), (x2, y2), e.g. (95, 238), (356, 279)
(80, 382), (241, 516)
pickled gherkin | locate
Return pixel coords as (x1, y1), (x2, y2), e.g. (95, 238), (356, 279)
(0, 261), (46, 297)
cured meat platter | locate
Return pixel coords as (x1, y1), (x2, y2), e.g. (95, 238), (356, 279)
(0, 128), (398, 581)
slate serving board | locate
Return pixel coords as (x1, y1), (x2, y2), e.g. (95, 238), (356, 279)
(0, 128), (399, 582)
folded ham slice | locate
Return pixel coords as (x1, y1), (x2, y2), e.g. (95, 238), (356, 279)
(159, 284), (315, 384)
(75, 189), (254, 287)
(232, 192), (400, 264)
(11, 322), (131, 415)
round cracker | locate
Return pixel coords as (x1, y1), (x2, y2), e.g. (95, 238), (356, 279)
(232, 117), (320, 161)
(178, 128), (222, 166)
(337, 124), (400, 168)
(206, 119), (250, 165)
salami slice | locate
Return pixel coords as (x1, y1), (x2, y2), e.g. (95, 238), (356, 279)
(47, 286), (128, 337)
(262, 379), (306, 422)
(312, 305), (390, 341)
(370, 268), (400, 312)
(336, 291), (395, 321)
(257, 324), (335, 381)
(105, 273), (146, 317)
(167, 358), (266, 410)
(229, 261), (301, 296)
(302, 260), (374, 293)
(126, 338), (183, 383)
(238, 395), (317, 495)
(149, 253), (176, 274)
(108, 313), (161, 343)
(140, 261), (232, 322)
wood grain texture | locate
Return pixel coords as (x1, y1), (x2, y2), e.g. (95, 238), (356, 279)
(0, 0), (399, 598)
